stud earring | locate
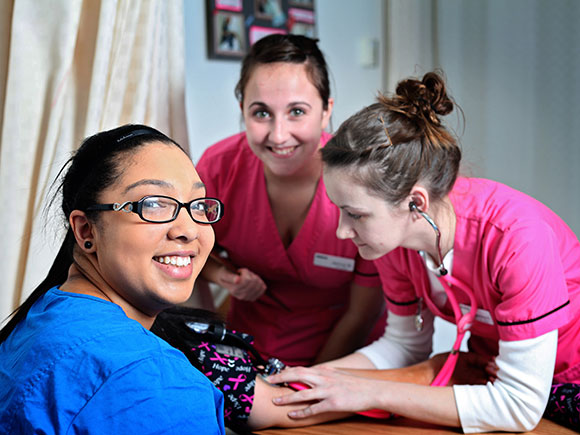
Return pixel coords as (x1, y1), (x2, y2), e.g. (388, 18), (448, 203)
(84, 241), (93, 250)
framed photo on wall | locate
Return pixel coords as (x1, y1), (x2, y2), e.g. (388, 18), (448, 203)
(206, 0), (317, 60)
(212, 11), (247, 57)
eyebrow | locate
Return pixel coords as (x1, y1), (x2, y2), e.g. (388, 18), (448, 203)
(123, 179), (205, 194)
(340, 205), (366, 212)
(248, 101), (313, 109)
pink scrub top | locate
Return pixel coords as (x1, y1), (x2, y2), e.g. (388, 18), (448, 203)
(376, 177), (580, 383)
(197, 132), (381, 366)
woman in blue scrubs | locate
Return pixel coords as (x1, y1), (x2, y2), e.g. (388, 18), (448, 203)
(0, 125), (225, 434)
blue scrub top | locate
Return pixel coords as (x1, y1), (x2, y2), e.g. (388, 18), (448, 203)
(0, 288), (225, 434)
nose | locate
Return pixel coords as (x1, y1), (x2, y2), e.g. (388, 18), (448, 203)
(167, 206), (201, 243)
(336, 214), (353, 240)
(269, 117), (290, 145)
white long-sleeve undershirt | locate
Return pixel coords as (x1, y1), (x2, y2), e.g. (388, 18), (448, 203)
(454, 331), (557, 433)
(358, 313), (557, 432)
(357, 310), (434, 369)
(356, 247), (557, 432)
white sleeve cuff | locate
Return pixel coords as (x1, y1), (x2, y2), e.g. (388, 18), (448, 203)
(454, 330), (557, 433)
(357, 310), (434, 369)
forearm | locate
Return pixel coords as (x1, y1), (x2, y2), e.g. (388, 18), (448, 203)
(315, 284), (385, 364)
(314, 310), (380, 364)
(343, 358), (439, 385)
(248, 376), (352, 429)
(374, 382), (460, 427)
(319, 350), (378, 369)
(199, 256), (225, 283)
(343, 351), (490, 387)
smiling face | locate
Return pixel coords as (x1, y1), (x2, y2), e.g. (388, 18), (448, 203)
(323, 166), (413, 260)
(242, 62), (333, 177)
(90, 142), (215, 317)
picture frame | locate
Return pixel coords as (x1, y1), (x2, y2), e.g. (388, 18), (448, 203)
(212, 11), (247, 58)
(206, 0), (317, 60)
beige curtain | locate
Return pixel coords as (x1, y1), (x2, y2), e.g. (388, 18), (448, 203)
(0, 0), (189, 322)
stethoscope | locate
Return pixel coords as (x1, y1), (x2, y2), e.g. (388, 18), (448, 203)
(407, 201), (478, 388)
(288, 201), (479, 419)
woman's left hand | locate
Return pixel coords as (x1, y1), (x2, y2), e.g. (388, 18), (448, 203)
(267, 366), (382, 418)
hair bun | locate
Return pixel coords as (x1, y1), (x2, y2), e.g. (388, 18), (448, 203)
(391, 71), (453, 125)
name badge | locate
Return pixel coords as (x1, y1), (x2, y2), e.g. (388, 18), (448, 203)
(313, 253), (355, 272)
(460, 303), (494, 325)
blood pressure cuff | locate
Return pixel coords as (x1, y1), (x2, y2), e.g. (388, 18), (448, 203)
(151, 307), (258, 432)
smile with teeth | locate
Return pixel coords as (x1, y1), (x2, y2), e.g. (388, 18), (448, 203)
(270, 146), (297, 155)
(154, 256), (191, 267)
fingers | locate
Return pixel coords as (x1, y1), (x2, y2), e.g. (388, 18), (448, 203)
(272, 388), (319, 406)
(267, 366), (311, 385)
(219, 268), (240, 285)
(221, 268), (267, 300)
(485, 357), (499, 382)
(238, 269), (266, 294)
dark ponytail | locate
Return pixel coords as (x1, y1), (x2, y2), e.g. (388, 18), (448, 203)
(0, 124), (183, 343)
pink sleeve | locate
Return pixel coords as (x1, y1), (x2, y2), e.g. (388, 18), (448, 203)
(353, 257), (381, 288)
(375, 248), (422, 316)
(491, 220), (570, 341)
(195, 149), (218, 197)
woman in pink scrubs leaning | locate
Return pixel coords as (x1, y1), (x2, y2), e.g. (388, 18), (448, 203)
(196, 34), (385, 367)
(268, 71), (580, 432)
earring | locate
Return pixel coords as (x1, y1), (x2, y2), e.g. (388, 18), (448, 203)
(84, 241), (93, 250)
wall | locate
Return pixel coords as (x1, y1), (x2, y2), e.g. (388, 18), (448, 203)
(435, 0), (580, 237)
(183, 0), (384, 162)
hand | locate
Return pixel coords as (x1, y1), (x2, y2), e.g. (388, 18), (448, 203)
(267, 366), (382, 419)
(217, 266), (267, 301)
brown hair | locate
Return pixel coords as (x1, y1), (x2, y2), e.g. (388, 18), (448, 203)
(321, 71), (461, 205)
(234, 34), (331, 110)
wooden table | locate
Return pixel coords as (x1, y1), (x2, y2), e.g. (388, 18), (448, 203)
(253, 417), (576, 434)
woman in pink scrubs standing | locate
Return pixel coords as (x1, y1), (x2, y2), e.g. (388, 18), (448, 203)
(268, 71), (580, 432)
(196, 34), (384, 367)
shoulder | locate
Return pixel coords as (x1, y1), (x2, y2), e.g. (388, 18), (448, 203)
(197, 132), (250, 168)
(451, 177), (568, 236)
(451, 178), (579, 282)
(196, 132), (257, 183)
(320, 130), (333, 146)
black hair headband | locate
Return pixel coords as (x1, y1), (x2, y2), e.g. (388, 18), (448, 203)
(116, 128), (158, 144)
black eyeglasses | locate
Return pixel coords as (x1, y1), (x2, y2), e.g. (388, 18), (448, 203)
(86, 195), (224, 224)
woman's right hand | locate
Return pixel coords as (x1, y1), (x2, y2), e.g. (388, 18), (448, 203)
(216, 266), (267, 301)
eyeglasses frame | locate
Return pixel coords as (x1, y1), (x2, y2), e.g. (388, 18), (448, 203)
(86, 195), (224, 225)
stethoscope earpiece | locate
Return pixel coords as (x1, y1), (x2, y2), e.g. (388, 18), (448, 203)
(409, 199), (447, 276)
